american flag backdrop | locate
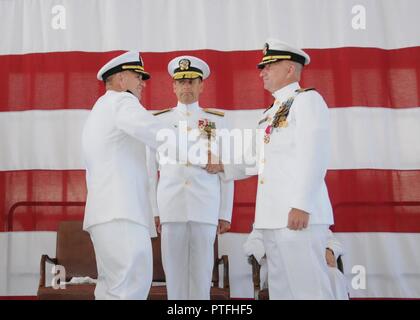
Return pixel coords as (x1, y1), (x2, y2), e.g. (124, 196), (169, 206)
(1, 0), (420, 298)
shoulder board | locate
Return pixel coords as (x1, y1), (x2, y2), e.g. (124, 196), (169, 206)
(152, 108), (172, 116)
(203, 108), (224, 117)
(295, 87), (316, 93)
(263, 103), (274, 114)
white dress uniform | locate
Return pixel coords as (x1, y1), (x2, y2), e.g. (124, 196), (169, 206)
(82, 51), (175, 300)
(243, 228), (349, 299)
(326, 230), (349, 300)
(147, 54), (234, 300)
(223, 39), (335, 299)
(148, 102), (234, 300)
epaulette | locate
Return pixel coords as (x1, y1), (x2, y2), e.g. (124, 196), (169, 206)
(203, 108), (224, 117)
(152, 108), (172, 116)
(295, 87), (316, 93)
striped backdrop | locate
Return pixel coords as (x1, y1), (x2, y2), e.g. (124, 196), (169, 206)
(1, 0), (420, 298)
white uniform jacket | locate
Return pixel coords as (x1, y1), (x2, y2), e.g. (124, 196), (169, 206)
(224, 82), (334, 229)
(82, 90), (176, 235)
(148, 102), (234, 226)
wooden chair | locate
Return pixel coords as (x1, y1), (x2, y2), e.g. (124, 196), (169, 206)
(37, 221), (97, 300)
(148, 234), (230, 300)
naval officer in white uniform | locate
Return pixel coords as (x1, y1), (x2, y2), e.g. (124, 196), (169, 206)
(206, 39), (335, 299)
(243, 228), (349, 299)
(148, 56), (234, 299)
(82, 51), (180, 299)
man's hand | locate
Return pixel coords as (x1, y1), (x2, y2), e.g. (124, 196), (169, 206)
(325, 248), (337, 268)
(287, 208), (309, 230)
(217, 219), (231, 234)
(205, 152), (224, 174)
(154, 216), (161, 234)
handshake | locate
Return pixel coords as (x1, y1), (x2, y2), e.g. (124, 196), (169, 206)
(205, 152), (224, 174)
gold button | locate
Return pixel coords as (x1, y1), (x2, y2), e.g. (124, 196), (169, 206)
(260, 179), (264, 184)
(187, 127), (192, 131)
(261, 159), (266, 164)
(186, 112), (191, 116)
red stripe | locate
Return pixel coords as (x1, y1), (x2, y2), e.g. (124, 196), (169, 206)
(1, 47), (419, 111)
(1, 169), (420, 233)
(0, 170), (87, 232)
(232, 170), (420, 233)
(327, 170), (420, 232)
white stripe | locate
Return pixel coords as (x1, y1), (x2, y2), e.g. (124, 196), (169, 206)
(0, 232), (56, 296)
(0, 110), (89, 170)
(1, 0), (419, 55)
(228, 107), (420, 170)
(1, 107), (420, 170)
(1, 231), (419, 298)
(329, 107), (420, 170)
(335, 232), (420, 298)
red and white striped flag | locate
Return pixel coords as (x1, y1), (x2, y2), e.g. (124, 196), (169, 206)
(1, 0), (420, 298)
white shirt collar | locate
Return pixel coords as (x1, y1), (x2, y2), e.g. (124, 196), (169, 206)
(272, 82), (300, 102)
(175, 101), (200, 115)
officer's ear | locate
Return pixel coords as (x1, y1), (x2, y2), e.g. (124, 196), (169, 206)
(287, 62), (295, 76)
(115, 72), (124, 83)
(290, 62), (303, 79)
(286, 62), (299, 80)
(198, 77), (204, 94)
(172, 80), (177, 94)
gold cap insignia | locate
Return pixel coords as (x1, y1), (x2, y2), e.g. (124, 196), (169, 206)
(179, 59), (191, 71)
(263, 43), (269, 55)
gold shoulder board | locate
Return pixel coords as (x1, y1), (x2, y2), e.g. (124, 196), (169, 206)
(203, 108), (225, 117)
(153, 108), (172, 116)
(295, 87), (316, 93)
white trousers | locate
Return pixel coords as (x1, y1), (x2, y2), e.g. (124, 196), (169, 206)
(259, 261), (348, 299)
(328, 267), (349, 300)
(262, 225), (334, 300)
(88, 219), (152, 300)
(161, 222), (217, 300)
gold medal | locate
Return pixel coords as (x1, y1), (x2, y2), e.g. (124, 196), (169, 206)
(279, 120), (288, 128)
